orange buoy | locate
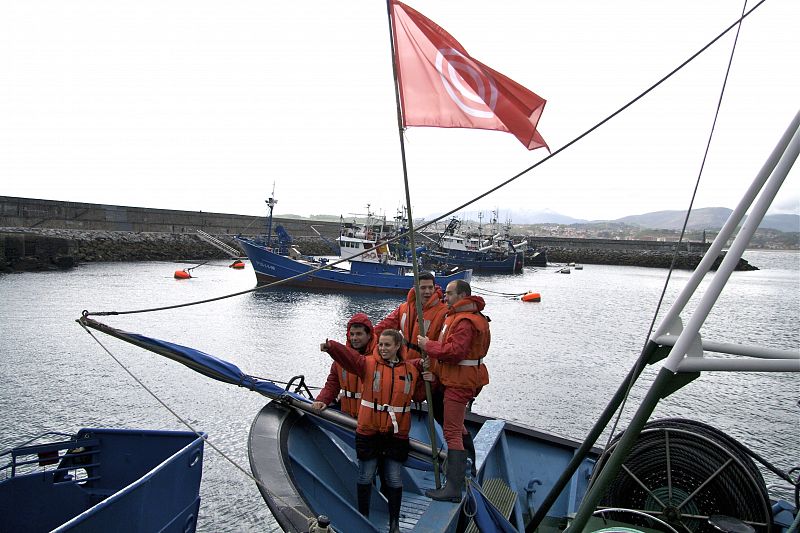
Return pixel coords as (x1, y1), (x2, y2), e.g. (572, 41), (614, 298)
(229, 260), (245, 269)
(521, 292), (541, 302)
(174, 269), (191, 279)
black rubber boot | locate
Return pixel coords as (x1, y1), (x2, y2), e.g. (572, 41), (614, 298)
(462, 432), (477, 479)
(357, 483), (372, 517)
(386, 486), (403, 533)
(425, 449), (467, 502)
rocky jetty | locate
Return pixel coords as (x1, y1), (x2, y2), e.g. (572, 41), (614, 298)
(1, 228), (757, 272)
(543, 246), (757, 271)
(0, 228), (231, 272)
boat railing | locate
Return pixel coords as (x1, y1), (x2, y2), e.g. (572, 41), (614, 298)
(1, 433), (100, 485)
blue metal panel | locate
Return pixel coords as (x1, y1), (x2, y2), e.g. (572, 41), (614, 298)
(0, 428), (205, 533)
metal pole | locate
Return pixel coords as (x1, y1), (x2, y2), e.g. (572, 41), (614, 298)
(567, 112), (800, 533)
(265, 186), (277, 249)
(528, 109), (800, 530)
(384, 0), (441, 488)
(652, 109), (800, 341)
(662, 119), (800, 374)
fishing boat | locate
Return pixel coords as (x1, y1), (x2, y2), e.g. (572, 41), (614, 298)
(77, 102), (800, 527)
(72, 0), (799, 531)
(423, 217), (525, 274)
(235, 234), (471, 294)
(523, 248), (548, 268)
(236, 205), (472, 294)
(77, 113), (800, 531)
(0, 427), (205, 532)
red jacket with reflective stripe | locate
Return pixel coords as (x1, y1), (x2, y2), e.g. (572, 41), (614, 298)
(315, 314), (376, 417)
(425, 296), (490, 389)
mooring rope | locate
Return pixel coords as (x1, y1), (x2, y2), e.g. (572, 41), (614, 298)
(471, 286), (527, 298)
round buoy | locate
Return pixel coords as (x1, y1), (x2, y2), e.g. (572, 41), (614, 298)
(229, 260), (245, 269)
(521, 292), (541, 302)
(174, 270), (191, 279)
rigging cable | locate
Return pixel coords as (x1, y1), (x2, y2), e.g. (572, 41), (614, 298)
(77, 320), (318, 526)
(589, 0), (783, 491)
(80, 0), (767, 320)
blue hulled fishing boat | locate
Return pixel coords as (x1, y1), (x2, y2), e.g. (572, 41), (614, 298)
(0, 428), (205, 532)
(72, 0), (799, 530)
(236, 202), (472, 294)
(235, 236), (471, 295)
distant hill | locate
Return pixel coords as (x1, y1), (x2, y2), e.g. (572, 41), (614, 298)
(617, 207), (799, 232)
(305, 206), (798, 232)
(759, 213), (800, 232)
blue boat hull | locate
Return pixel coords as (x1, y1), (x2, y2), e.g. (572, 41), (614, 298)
(0, 428), (205, 533)
(424, 250), (524, 273)
(236, 237), (472, 294)
(248, 402), (598, 532)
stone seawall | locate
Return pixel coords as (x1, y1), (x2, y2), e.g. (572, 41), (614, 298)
(542, 246), (756, 271)
(1, 228), (756, 272)
(0, 228), (335, 272)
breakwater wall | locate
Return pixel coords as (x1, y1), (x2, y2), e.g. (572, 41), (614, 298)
(0, 197), (756, 272)
(0, 228), (336, 272)
(525, 236), (754, 270)
(0, 195), (340, 237)
(539, 246), (752, 271)
(1, 227), (756, 272)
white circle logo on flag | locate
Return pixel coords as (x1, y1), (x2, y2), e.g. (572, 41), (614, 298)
(435, 48), (497, 118)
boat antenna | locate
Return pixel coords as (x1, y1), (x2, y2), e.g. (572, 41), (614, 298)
(384, 0), (441, 488)
(265, 182), (278, 248)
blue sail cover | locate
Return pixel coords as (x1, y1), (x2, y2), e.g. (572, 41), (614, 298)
(127, 333), (288, 398)
(125, 331), (434, 470)
(464, 481), (517, 533)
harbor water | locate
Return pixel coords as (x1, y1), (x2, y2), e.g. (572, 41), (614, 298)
(1, 250), (798, 531)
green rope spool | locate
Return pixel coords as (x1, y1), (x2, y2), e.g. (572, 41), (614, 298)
(594, 418), (771, 533)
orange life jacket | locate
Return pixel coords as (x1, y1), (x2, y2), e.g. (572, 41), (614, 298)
(338, 333), (377, 417)
(436, 299), (490, 389)
(357, 355), (419, 437)
(336, 363), (362, 417)
(398, 287), (448, 360)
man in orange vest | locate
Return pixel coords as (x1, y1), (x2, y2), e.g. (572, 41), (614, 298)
(373, 272), (448, 361)
(417, 279), (490, 502)
(311, 313), (376, 416)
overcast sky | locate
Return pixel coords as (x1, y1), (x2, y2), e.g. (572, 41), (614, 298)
(1, 0), (798, 224)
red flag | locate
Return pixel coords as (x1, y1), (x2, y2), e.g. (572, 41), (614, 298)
(391, 0), (548, 151)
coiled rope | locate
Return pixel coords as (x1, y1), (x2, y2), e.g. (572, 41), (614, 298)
(598, 418), (780, 533)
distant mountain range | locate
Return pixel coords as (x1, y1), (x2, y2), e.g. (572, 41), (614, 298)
(424, 207), (799, 232)
(615, 208), (799, 233)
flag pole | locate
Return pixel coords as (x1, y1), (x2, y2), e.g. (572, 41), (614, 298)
(384, 0), (441, 489)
